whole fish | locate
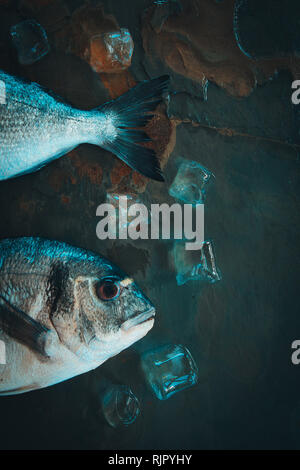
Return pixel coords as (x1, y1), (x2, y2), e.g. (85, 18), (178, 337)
(0, 237), (155, 395)
(0, 70), (169, 181)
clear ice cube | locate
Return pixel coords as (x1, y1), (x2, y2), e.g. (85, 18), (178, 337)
(168, 160), (213, 205)
(90, 28), (134, 73)
(101, 385), (140, 428)
(89, 28), (134, 73)
(141, 344), (198, 400)
(173, 240), (222, 286)
(104, 29), (133, 66)
(10, 20), (50, 66)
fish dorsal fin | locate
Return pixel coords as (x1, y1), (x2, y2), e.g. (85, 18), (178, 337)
(0, 294), (51, 357)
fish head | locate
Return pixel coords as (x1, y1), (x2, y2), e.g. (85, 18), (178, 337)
(56, 257), (155, 363)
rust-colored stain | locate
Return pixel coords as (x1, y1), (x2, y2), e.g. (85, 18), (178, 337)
(60, 194), (71, 205)
(110, 160), (132, 186)
(131, 171), (148, 194)
(69, 151), (103, 186)
(145, 111), (177, 170)
(18, 199), (37, 216)
(99, 70), (137, 99)
(48, 167), (75, 192)
(217, 128), (238, 137)
(142, 0), (300, 97)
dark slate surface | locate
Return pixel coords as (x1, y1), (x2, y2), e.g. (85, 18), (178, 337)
(0, 0), (299, 450)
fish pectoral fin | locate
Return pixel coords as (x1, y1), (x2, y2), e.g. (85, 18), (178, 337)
(0, 294), (51, 357)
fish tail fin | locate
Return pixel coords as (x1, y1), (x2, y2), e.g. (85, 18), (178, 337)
(97, 75), (170, 182)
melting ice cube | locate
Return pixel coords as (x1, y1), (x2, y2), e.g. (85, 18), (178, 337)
(104, 29), (133, 66)
(141, 344), (198, 400)
(169, 160), (213, 205)
(10, 20), (50, 65)
(173, 240), (221, 286)
(89, 28), (134, 73)
(101, 385), (140, 428)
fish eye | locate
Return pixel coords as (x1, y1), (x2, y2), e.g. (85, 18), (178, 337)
(95, 278), (121, 301)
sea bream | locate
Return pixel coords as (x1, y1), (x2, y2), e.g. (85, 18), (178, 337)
(0, 237), (155, 395)
(0, 70), (169, 181)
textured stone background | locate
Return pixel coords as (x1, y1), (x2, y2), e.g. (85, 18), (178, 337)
(0, 0), (300, 450)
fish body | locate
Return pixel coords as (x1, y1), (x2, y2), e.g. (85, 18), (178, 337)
(0, 237), (155, 395)
(0, 70), (169, 181)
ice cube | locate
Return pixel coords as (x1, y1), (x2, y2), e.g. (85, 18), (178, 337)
(101, 385), (140, 428)
(168, 160), (213, 205)
(89, 28), (134, 73)
(141, 344), (198, 400)
(173, 240), (221, 286)
(10, 20), (50, 65)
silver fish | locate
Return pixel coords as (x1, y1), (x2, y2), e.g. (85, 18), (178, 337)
(0, 237), (155, 395)
(0, 70), (169, 181)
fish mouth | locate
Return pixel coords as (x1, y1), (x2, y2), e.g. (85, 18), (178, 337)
(121, 308), (155, 331)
